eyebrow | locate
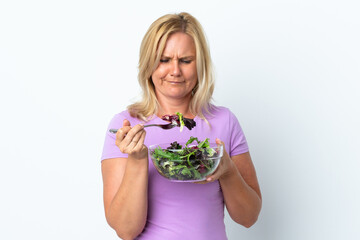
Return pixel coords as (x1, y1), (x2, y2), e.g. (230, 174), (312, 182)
(161, 55), (195, 59)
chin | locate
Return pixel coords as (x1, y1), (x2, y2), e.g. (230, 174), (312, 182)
(166, 91), (191, 99)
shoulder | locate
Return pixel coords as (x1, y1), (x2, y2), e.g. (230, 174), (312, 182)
(206, 105), (237, 121)
(108, 110), (143, 127)
(109, 110), (130, 124)
(204, 105), (242, 131)
(112, 110), (132, 120)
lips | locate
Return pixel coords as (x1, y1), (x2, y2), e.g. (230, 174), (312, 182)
(168, 81), (183, 84)
(165, 80), (184, 84)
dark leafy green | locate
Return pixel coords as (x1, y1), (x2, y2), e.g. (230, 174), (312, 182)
(150, 137), (220, 181)
(161, 113), (196, 131)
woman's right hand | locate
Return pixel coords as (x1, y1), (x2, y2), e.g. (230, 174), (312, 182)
(115, 119), (148, 160)
(103, 119), (149, 239)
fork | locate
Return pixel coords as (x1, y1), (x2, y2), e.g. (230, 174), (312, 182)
(109, 122), (177, 133)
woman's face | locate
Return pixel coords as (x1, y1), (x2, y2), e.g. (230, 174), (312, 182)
(151, 32), (197, 101)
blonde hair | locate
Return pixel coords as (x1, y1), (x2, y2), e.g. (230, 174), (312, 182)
(128, 12), (215, 121)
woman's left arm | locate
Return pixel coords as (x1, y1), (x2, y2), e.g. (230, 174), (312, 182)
(206, 139), (262, 228)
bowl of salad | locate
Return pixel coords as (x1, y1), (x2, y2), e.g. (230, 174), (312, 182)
(149, 137), (223, 182)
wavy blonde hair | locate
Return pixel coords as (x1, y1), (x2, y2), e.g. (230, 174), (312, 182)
(128, 12), (215, 121)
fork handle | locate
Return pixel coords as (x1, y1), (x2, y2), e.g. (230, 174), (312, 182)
(143, 124), (160, 127)
(109, 129), (118, 133)
(108, 124), (160, 133)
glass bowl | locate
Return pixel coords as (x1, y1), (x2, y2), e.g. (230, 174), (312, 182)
(149, 142), (223, 182)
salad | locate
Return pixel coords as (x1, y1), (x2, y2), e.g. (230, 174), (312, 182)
(150, 137), (223, 181)
(161, 112), (196, 131)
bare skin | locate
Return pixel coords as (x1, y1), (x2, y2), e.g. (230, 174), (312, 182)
(196, 138), (262, 227)
(102, 120), (148, 240)
(151, 32), (197, 119)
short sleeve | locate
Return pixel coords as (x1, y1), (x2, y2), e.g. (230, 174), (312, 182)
(228, 111), (249, 156)
(101, 113), (128, 161)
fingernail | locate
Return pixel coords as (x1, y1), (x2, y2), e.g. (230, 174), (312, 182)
(207, 178), (212, 182)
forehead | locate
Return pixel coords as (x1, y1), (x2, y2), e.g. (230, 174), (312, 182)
(162, 32), (196, 56)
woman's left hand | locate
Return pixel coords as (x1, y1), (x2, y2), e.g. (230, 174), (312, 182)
(196, 138), (236, 184)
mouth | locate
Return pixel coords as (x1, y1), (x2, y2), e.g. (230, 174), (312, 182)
(163, 79), (185, 84)
(168, 81), (184, 84)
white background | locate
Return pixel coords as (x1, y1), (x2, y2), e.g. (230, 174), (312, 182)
(1, 0), (359, 239)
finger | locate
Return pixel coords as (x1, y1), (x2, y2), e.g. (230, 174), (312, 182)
(133, 130), (147, 151)
(117, 119), (132, 141)
(129, 128), (145, 148)
(116, 119), (132, 139)
(130, 128), (144, 144)
(122, 124), (144, 146)
(200, 167), (222, 183)
(125, 130), (146, 155)
(123, 119), (131, 127)
(115, 126), (131, 146)
(120, 130), (143, 154)
(205, 161), (221, 182)
(207, 171), (223, 182)
(216, 138), (230, 158)
(117, 119), (132, 139)
(216, 138), (225, 147)
(194, 180), (208, 184)
(205, 173), (217, 182)
(123, 131), (143, 152)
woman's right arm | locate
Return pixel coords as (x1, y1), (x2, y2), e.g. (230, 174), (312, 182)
(101, 120), (148, 240)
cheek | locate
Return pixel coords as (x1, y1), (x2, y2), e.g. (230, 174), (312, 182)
(153, 65), (168, 80)
(186, 66), (198, 81)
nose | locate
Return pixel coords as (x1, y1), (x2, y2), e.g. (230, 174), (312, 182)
(170, 60), (181, 77)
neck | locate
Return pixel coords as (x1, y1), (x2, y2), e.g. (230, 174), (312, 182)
(156, 94), (194, 119)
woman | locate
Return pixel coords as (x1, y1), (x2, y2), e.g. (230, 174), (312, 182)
(101, 12), (262, 240)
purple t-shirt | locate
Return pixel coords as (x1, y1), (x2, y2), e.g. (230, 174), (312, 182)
(101, 106), (249, 240)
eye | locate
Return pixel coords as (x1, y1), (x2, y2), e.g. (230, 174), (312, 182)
(160, 59), (169, 63)
(180, 59), (192, 64)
